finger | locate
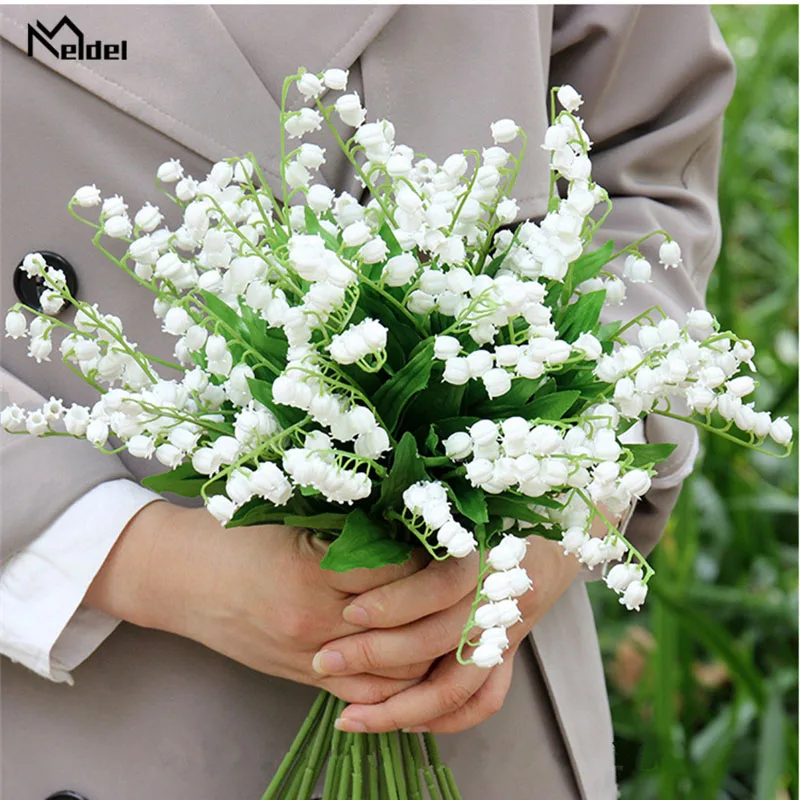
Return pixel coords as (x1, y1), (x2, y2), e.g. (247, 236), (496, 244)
(320, 546), (430, 595)
(321, 673), (423, 705)
(418, 650), (516, 734)
(368, 660), (434, 681)
(342, 551), (480, 628)
(334, 654), (491, 734)
(312, 595), (473, 676)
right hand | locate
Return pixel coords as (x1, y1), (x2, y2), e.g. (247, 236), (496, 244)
(83, 500), (429, 704)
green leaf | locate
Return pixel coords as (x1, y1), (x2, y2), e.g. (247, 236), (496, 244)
(570, 240), (615, 286)
(141, 462), (222, 498)
(320, 509), (413, 572)
(405, 382), (466, 430)
(626, 442), (679, 468)
(200, 290), (246, 337)
(755, 685), (788, 800)
(374, 432), (429, 513)
(435, 416), (480, 439)
(378, 221), (402, 258)
(424, 425), (439, 455)
(558, 290), (607, 342)
(485, 495), (550, 525)
(373, 341), (435, 432)
(473, 377), (542, 417)
(481, 247), (511, 278)
(518, 390), (581, 421)
(304, 206), (340, 251)
(447, 477), (489, 524)
(597, 319), (622, 342)
(357, 285), (423, 364)
(283, 513), (348, 531)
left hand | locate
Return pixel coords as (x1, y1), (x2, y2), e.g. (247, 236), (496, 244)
(314, 533), (582, 734)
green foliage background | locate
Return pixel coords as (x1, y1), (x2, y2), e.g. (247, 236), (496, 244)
(588, 6), (799, 798)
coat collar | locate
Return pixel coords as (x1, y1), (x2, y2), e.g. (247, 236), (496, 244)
(0, 5), (398, 198)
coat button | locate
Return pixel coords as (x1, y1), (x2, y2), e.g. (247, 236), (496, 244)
(13, 251), (79, 314)
(45, 792), (90, 800)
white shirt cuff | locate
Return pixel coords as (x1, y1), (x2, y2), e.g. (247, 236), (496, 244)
(0, 479), (162, 684)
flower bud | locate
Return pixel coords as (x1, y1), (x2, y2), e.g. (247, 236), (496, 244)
(442, 357), (470, 386)
(482, 368), (512, 399)
(127, 434), (155, 459)
(469, 419), (498, 447)
(444, 432), (473, 461)
(421, 500), (451, 530)
(579, 538), (606, 568)
(769, 417), (793, 446)
(383, 253), (418, 287)
(73, 184), (102, 207)
(557, 84), (583, 112)
(725, 376), (755, 398)
(5, 310), (27, 339)
(605, 563), (643, 593)
(483, 567), (532, 601)
(206, 495), (236, 525)
(434, 335), (461, 361)
(480, 627), (510, 650)
(104, 215), (133, 239)
(488, 535), (528, 571)
(619, 469), (652, 497)
(620, 580), (648, 611)
(86, 419), (109, 447)
(447, 531), (478, 558)
(490, 118), (519, 144)
(465, 458), (494, 487)
(323, 68), (348, 91)
(134, 203), (163, 232)
(297, 72), (324, 99)
(157, 159), (183, 182)
(472, 643), (504, 668)
(658, 240), (682, 269)
(335, 93), (366, 127)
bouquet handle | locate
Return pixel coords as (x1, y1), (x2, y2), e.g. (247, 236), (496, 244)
(262, 689), (463, 799)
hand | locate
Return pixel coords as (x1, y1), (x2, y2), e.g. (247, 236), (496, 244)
(84, 500), (426, 704)
(317, 534), (582, 734)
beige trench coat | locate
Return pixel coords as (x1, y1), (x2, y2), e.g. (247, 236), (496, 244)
(0, 5), (734, 799)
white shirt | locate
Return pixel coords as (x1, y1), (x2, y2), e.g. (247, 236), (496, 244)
(0, 479), (161, 684)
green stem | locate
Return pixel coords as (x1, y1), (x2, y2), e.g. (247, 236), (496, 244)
(652, 408), (792, 458)
(335, 750), (352, 799)
(297, 692), (338, 798)
(378, 733), (399, 800)
(352, 734), (364, 799)
(261, 689), (327, 800)
(389, 732), (407, 797)
(411, 735), (441, 800)
(367, 735), (380, 799)
(400, 733), (422, 799)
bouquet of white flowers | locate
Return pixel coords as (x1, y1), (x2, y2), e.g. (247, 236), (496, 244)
(2, 67), (792, 799)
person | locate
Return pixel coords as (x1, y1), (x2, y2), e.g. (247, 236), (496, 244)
(0, 6), (735, 799)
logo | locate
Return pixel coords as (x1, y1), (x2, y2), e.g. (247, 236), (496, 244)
(27, 15), (127, 60)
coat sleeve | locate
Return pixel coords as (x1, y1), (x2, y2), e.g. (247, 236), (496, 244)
(548, 6), (736, 559)
(0, 367), (133, 562)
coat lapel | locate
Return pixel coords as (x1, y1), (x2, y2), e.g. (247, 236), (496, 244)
(0, 5), (397, 196)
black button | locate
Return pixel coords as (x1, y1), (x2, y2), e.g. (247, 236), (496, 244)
(45, 792), (89, 800)
(13, 251), (78, 313)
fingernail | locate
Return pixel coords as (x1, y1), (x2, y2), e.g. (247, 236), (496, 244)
(312, 650), (346, 675)
(335, 717), (367, 733)
(342, 604), (370, 626)
(403, 726), (429, 734)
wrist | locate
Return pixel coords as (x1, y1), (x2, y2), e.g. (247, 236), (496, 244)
(83, 500), (195, 631)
